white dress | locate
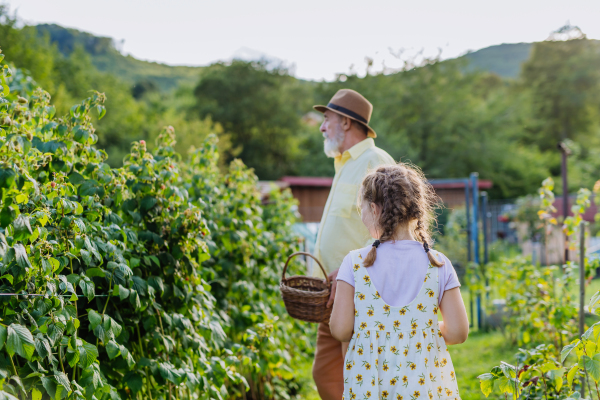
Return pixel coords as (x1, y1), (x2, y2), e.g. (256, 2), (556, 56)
(342, 250), (460, 400)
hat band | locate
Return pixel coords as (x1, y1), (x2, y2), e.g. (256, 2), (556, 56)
(327, 102), (368, 124)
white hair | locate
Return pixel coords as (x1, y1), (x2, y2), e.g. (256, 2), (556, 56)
(323, 125), (345, 158)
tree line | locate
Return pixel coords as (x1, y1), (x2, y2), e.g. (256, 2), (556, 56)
(2, 8), (599, 199)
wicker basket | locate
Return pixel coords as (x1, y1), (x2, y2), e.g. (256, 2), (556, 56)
(280, 252), (332, 323)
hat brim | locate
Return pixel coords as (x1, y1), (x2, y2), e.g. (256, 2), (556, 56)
(313, 105), (377, 138)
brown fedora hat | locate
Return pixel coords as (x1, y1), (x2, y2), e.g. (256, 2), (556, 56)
(313, 89), (376, 138)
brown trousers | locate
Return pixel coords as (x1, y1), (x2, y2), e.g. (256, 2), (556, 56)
(312, 321), (344, 400)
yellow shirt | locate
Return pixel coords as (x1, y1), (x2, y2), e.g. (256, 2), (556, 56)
(313, 138), (395, 277)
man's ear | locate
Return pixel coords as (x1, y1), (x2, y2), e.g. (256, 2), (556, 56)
(341, 116), (352, 131)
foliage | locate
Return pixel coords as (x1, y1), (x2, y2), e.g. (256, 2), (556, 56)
(184, 135), (315, 398)
(0, 47), (307, 400)
(193, 60), (313, 180)
(9, 13), (600, 199)
(485, 258), (580, 348)
(477, 291), (600, 400)
(36, 23), (203, 92)
(520, 28), (600, 152)
(563, 188), (592, 251)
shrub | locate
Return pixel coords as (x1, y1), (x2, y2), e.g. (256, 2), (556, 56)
(0, 48), (310, 400)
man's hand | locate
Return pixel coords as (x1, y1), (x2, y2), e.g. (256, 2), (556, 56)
(326, 268), (339, 308)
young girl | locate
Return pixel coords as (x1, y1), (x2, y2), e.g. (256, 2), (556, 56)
(330, 164), (469, 400)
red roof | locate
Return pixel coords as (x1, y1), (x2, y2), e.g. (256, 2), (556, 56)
(280, 176), (334, 187)
(280, 176), (493, 190)
(431, 180), (493, 190)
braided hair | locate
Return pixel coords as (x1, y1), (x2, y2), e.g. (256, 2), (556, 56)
(361, 163), (444, 268)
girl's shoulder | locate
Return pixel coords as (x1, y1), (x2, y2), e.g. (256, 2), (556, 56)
(355, 245), (373, 261)
(429, 249), (452, 267)
(341, 246), (371, 266)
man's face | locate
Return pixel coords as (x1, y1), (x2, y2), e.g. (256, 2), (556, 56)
(320, 110), (345, 158)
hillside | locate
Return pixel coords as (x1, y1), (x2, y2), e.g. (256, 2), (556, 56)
(461, 42), (533, 78)
(36, 24), (203, 92)
(36, 23), (543, 90)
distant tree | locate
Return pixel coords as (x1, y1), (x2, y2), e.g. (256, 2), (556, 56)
(131, 79), (158, 99)
(0, 6), (57, 92)
(520, 25), (600, 151)
(193, 60), (310, 179)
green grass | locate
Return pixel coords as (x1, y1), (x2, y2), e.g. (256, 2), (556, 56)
(451, 330), (519, 400)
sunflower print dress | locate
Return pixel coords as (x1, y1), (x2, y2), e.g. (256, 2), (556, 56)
(342, 249), (460, 400)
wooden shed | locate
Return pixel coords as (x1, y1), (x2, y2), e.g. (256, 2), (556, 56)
(279, 177), (333, 223)
(278, 176), (494, 222)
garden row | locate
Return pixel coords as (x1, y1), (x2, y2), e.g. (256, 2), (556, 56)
(0, 50), (312, 399)
(468, 178), (600, 399)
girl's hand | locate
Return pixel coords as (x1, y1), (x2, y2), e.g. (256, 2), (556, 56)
(329, 281), (355, 342)
(438, 287), (469, 345)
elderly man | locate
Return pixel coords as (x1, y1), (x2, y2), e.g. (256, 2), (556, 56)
(312, 89), (394, 400)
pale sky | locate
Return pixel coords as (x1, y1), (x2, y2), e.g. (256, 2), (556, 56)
(7, 0), (600, 81)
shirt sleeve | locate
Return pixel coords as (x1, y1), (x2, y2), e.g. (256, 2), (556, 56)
(437, 252), (461, 304)
(336, 253), (355, 287)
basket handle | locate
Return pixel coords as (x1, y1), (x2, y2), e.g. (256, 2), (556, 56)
(282, 252), (330, 285)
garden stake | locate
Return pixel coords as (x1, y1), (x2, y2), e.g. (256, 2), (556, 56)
(580, 222), (585, 337)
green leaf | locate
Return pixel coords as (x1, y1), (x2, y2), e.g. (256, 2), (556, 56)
(88, 310), (102, 330)
(477, 373), (495, 397)
(78, 179), (105, 197)
(140, 196), (158, 211)
(6, 324), (35, 360)
(0, 168), (16, 189)
(500, 363), (517, 378)
(80, 249), (92, 266)
(96, 105), (106, 120)
(78, 340), (98, 368)
(31, 388), (42, 400)
(124, 372), (143, 394)
(567, 363), (579, 387)
(67, 345), (80, 367)
(582, 322), (600, 341)
(0, 206), (17, 228)
(0, 325), (6, 350)
(68, 172), (85, 185)
(539, 361), (558, 373)
(106, 340), (120, 360)
(562, 340), (580, 363)
(12, 215), (32, 241)
(159, 362), (186, 384)
(13, 244), (32, 270)
(116, 284), (129, 301)
(15, 193), (28, 204)
(85, 267), (105, 278)
(73, 127), (90, 143)
(54, 370), (71, 391)
(583, 354), (600, 383)
(79, 278), (95, 301)
(548, 368), (565, 392)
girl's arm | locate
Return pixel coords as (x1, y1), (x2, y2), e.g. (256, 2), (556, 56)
(438, 287), (469, 345)
(330, 281), (355, 342)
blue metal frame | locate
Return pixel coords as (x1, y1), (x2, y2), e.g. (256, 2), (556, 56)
(429, 176), (483, 329)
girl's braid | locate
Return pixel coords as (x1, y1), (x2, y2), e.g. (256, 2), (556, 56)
(361, 163), (444, 268)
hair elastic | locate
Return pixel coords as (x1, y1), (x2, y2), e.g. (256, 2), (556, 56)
(372, 240), (381, 248)
(423, 242), (430, 253)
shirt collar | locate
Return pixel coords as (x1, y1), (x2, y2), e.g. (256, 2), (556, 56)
(347, 138), (375, 160)
(334, 138), (375, 172)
